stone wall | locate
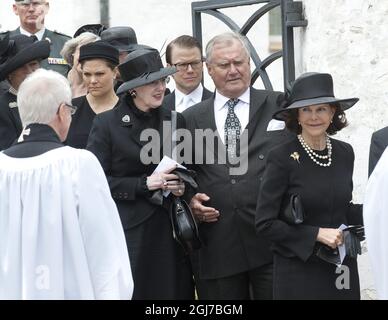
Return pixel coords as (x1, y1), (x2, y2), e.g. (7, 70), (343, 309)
(295, 0), (388, 299)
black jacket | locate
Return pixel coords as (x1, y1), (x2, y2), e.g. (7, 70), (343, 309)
(87, 95), (186, 229)
(182, 87), (292, 279)
(369, 126), (388, 176)
(0, 91), (22, 151)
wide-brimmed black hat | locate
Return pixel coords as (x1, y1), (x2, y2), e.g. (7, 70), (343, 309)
(273, 72), (359, 121)
(79, 40), (119, 65)
(100, 26), (141, 53)
(0, 34), (50, 81)
(73, 23), (107, 38)
(117, 48), (177, 94)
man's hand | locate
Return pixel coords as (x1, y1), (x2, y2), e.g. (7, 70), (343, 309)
(189, 193), (220, 223)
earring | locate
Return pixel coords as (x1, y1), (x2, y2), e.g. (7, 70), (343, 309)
(130, 90), (137, 98)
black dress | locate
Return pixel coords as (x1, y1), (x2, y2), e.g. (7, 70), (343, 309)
(255, 137), (362, 300)
(87, 95), (194, 300)
(0, 91), (22, 151)
(66, 95), (119, 149)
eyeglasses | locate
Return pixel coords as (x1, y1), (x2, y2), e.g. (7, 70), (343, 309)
(65, 103), (77, 115)
(58, 103), (77, 115)
(172, 59), (203, 71)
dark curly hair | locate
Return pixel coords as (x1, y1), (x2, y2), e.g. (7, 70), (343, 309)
(284, 103), (348, 135)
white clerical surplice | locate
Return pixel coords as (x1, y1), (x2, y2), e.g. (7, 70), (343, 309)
(364, 147), (388, 300)
(0, 147), (133, 300)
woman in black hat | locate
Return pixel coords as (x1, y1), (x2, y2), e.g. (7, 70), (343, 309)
(87, 48), (195, 299)
(255, 72), (363, 299)
(66, 41), (120, 149)
(0, 34), (50, 150)
(60, 32), (100, 98)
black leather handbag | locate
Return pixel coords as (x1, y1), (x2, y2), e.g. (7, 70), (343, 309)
(170, 196), (201, 253)
(280, 194), (305, 225)
(168, 110), (201, 253)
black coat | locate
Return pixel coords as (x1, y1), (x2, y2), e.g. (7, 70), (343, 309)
(255, 137), (361, 299)
(182, 88), (292, 280)
(0, 91), (22, 151)
(86, 95), (194, 299)
(162, 87), (213, 111)
(368, 126), (388, 176)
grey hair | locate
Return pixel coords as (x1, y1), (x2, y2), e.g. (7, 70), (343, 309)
(205, 32), (251, 63)
(60, 32), (100, 66)
(17, 69), (72, 127)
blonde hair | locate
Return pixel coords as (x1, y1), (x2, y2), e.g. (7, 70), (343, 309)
(60, 32), (100, 66)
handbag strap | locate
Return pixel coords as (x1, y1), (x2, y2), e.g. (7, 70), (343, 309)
(171, 110), (177, 161)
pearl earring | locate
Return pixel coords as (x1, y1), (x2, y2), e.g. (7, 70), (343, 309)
(130, 90), (137, 98)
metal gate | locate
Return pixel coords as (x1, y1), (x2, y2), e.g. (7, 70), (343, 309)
(191, 0), (307, 91)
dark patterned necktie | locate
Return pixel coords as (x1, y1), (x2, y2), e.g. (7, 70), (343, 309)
(224, 98), (241, 163)
(30, 35), (38, 42)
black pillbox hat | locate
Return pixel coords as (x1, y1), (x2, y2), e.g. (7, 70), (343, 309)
(79, 40), (119, 66)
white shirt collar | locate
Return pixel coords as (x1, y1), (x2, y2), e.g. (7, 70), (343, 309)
(19, 26), (46, 41)
(215, 87), (250, 111)
(175, 83), (203, 105)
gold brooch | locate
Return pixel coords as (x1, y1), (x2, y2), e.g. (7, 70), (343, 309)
(290, 152), (300, 163)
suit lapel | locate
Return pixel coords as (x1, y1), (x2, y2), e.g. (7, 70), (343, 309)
(117, 101), (142, 149)
(7, 94), (23, 133)
(9, 108), (22, 134)
(244, 88), (268, 143)
(201, 87), (214, 101)
(196, 97), (226, 160)
(117, 100), (172, 153)
(196, 97), (217, 132)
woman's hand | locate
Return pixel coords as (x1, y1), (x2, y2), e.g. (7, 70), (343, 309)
(146, 172), (178, 191)
(146, 172), (184, 196)
(169, 180), (185, 197)
(317, 228), (344, 249)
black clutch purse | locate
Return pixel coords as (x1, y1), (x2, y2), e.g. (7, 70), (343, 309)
(170, 196), (201, 253)
(279, 194), (305, 225)
(315, 245), (341, 265)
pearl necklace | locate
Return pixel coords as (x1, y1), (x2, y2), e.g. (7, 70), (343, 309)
(298, 134), (332, 167)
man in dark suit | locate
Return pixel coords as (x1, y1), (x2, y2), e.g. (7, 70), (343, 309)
(182, 32), (290, 299)
(163, 35), (212, 112)
(0, 0), (70, 84)
(369, 126), (388, 176)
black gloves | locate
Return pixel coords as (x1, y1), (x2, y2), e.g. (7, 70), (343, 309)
(343, 225), (364, 258)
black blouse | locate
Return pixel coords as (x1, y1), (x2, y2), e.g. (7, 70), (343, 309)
(66, 95), (119, 149)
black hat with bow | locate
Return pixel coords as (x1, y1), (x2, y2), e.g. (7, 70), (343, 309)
(273, 72), (359, 121)
(116, 48), (176, 94)
(0, 34), (50, 81)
